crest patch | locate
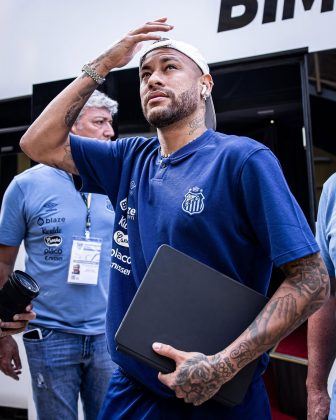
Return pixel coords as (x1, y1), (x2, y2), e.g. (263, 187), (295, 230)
(182, 187), (205, 215)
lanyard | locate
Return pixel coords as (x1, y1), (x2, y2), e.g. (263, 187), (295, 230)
(67, 173), (92, 239)
(80, 193), (92, 239)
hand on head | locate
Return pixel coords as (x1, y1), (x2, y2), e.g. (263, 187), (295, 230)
(97, 18), (174, 70)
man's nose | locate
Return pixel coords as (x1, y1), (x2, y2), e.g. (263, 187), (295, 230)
(147, 70), (164, 87)
(104, 123), (114, 139)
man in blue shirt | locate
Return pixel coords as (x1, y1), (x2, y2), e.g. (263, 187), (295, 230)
(307, 173), (336, 420)
(20, 18), (329, 419)
(0, 91), (118, 419)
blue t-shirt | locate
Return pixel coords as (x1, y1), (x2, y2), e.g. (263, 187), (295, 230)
(0, 164), (115, 334)
(316, 173), (336, 277)
(70, 129), (318, 396)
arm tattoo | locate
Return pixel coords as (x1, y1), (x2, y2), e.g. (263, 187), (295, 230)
(230, 342), (255, 368)
(224, 253), (329, 368)
(64, 85), (94, 128)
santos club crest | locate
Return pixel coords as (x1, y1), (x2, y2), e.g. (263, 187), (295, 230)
(182, 187), (205, 215)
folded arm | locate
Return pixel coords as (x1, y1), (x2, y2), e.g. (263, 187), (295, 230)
(154, 252), (329, 405)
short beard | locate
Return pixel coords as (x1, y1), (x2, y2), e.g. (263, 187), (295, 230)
(143, 85), (199, 128)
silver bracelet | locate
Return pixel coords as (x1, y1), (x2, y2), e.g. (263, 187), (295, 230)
(81, 64), (106, 85)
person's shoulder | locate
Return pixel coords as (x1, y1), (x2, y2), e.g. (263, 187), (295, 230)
(13, 164), (59, 188)
(323, 172), (336, 189)
(115, 134), (159, 156)
(321, 172), (336, 197)
(117, 134), (157, 148)
(15, 163), (54, 179)
(212, 130), (269, 156)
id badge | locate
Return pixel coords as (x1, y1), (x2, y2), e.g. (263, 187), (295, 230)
(67, 237), (102, 285)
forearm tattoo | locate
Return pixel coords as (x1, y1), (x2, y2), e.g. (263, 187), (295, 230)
(171, 254), (328, 405)
(233, 253), (329, 362)
(64, 85), (93, 128)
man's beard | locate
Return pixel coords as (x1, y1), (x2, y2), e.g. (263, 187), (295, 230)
(142, 85), (199, 128)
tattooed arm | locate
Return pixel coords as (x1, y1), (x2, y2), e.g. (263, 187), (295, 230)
(153, 252), (329, 405)
(20, 18), (173, 173)
(306, 276), (336, 420)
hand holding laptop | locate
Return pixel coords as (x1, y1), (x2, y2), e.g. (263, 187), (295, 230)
(152, 342), (227, 406)
(115, 245), (268, 407)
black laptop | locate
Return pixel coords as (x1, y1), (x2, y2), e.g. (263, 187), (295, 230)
(115, 244), (268, 407)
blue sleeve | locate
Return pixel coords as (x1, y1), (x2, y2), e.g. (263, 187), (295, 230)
(315, 175), (336, 277)
(239, 149), (319, 267)
(0, 179), (26, 246)
(70, 134), (144, 210)
(70, 134), (122, 196)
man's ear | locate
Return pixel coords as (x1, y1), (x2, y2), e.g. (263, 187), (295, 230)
(200, 74), (214, 94)
(70, 124), (78, 135)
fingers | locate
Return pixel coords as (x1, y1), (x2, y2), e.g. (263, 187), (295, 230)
(13, 310), (36, 321)
(12, 349), (22, 372)
(0, 337), (21, 380)
(130, 18), (173, 37)
(0, 359), (21, 380)
(152, 342), (187, 387)
(152, 342), (185, 363)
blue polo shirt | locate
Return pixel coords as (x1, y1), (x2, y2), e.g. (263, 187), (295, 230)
(70, 129), (318, 399)
(0, 164), (115, 334)
(316, 173), (336, 276)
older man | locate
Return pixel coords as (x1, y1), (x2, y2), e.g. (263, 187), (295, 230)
(0, 90), (118, 420)
(19, 18), (328, 420)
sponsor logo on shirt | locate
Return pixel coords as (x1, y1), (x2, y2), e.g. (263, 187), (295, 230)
(120, 197), (128, 211)
(106, 198), (114, 212)
(44, 247), (63, 261)
(37, 217), (66, 226)
(118, 215), (127, 230)
(129, 180), (137, 196)
(119, 197), (136, 221)
(113, 230), (129, 248)
(44, 235), (62, 247)
(127, 207), (136, 220)
(182, 187), (205, 215)
(42, 227), (62, 234)
(111, 262), (131, 276)
(111, 247), (131, 265)
(43, 201), (58, 212)
(111, 247), (131, 275)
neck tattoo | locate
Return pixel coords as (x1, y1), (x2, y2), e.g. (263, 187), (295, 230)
(160, 137), (198, 159)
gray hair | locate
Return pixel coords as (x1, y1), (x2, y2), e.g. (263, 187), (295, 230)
(76, 90), (118, 122)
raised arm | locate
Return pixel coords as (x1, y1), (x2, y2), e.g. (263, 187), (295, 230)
(20, 18), (173, 173)
(153, 252), (329, 405)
